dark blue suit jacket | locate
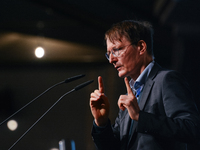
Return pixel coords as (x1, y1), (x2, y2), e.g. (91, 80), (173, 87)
(92, 63), (200, 150)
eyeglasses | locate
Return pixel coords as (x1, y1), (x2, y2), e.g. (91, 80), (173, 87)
(105, 44), (132, 60)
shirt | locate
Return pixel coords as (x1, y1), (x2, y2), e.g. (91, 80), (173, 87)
(129, 61), (155, 99)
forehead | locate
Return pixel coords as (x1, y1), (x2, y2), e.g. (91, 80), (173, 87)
(106, 36), (130, 50)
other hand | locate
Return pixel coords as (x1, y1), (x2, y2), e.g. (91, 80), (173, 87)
(118, 77), (140, 121)
(90, 76), (110, 126)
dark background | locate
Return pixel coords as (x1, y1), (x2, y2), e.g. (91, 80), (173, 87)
(0, 0), (200, 149)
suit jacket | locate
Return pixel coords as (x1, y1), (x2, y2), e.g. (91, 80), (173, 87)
(92, 63), (200, 150)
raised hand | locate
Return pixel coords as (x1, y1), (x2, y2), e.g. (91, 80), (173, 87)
(118, 77), (140, 121)
(90, 76), (110, 126)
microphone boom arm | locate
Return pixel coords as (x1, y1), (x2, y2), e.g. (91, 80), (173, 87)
(8, 80), (93, 150)
(0, 74), (85, 126)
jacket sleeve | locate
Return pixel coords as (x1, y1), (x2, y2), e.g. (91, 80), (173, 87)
(91, 119), (120, 150)
(137, 70), (200, 144)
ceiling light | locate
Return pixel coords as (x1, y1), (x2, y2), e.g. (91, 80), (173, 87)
(35, 46), (45, 58)
(7, 120), (18, 131)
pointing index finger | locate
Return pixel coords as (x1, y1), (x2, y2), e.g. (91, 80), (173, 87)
(98, 76), (104, 93)
(124, 77), (132, 95)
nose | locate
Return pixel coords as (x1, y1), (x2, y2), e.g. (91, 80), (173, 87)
(109, 53), (117, 64)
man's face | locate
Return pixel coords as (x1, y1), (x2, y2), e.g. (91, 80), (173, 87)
(106, 37), (142, 80)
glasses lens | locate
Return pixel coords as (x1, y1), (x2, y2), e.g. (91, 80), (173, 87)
(113, 50), (118, 57)
(105, 53), (109, 60)
(105, 49), (118, 60)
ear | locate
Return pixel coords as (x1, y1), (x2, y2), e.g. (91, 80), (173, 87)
(137, 40), (147, 55)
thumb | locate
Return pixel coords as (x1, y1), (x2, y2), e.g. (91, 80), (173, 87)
(98, 76), (104, 93)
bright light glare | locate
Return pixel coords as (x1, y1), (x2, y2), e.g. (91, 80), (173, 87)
(50, 148), (59, 150)
(35, 47), (45, 58)
(7, 120), (18, 131)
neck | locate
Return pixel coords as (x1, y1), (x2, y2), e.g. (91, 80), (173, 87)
(131, 55), (153, 81)
(141, 55), (153, 72)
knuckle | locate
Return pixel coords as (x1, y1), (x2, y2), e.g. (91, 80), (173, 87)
(117, 100), (121, 106)
(94, 89), (99, 93)
(119, 95), (125, 99)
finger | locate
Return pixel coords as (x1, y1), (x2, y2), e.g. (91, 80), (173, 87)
(124, 77), (132, 95)
(98, 76), (104, 93)
(90, 92), (99, 99)
(118, 98), (126, 111)
(90, 97), (99, 102)
(90, 90), (102, 99)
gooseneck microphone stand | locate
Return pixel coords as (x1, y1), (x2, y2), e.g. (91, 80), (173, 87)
(8, 80), (93, 150)
(0, 74), (85, 126)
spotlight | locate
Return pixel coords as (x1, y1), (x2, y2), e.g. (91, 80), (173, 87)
(35, 46), (45, 58)
(7, 120), (18, 131)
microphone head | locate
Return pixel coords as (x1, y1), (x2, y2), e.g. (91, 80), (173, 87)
(64, 74), (85, 83)
(74, 80), (94, 91)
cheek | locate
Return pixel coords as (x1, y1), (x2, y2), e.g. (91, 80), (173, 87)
(123, 55), (135, 69)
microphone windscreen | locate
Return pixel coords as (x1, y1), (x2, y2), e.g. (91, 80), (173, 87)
(74, 80), (94, 91)
(64, 74), (85, 83)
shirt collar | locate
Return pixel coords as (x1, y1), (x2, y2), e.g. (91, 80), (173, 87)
(130, 61), (155, 90)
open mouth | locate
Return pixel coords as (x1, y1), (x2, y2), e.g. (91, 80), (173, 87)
(115, 66), (121, 70)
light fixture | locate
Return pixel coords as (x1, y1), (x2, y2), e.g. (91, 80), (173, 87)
(35, 46), (45, 58)
(7, 120), (18, 131)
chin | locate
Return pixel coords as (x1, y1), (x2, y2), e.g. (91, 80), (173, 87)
(118, 71), (127, 78)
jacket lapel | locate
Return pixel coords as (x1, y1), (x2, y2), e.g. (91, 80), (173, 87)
(139, 79), (154, 110)
(139, 63), (160, 110)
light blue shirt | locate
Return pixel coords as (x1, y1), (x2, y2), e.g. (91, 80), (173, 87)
(129, 61), (155, 99)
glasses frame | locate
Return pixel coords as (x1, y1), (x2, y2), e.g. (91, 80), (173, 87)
(105, 43), (133, 61)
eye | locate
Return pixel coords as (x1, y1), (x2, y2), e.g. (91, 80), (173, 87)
(113, 47), (122, 52)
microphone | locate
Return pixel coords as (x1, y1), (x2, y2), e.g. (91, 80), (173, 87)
(64, 74), (85, 83)
(8, 80), (93, 150)
(0, 74), (85, 126)
(74, 80), (94, 91)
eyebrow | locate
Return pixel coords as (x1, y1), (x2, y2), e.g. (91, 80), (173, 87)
(107, 43), (123, 52)
(113, 45), (125, 50)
